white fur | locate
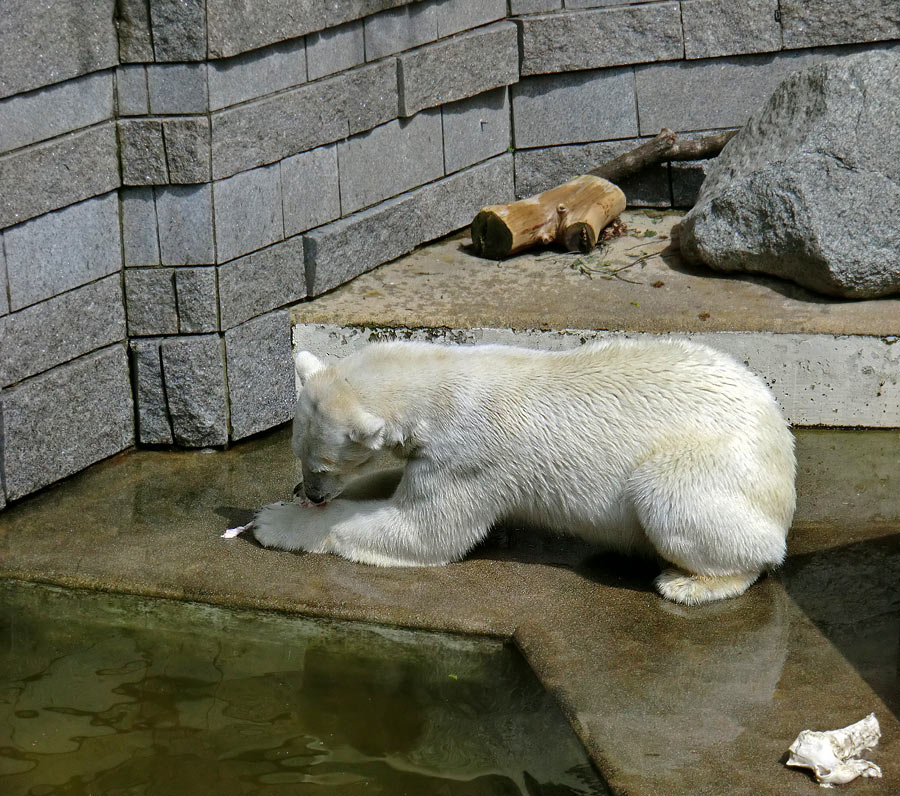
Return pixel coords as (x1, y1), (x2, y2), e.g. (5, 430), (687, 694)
(255, 339), (796, 604)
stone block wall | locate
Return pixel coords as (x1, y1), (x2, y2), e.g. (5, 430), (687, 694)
(1, 0), (897, 507)
(0, 1), (128, 507)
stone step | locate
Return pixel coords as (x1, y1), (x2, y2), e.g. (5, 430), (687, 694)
(291, 209), (900, 428)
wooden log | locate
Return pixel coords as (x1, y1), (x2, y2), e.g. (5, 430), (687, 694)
(471, 175), (626, 259)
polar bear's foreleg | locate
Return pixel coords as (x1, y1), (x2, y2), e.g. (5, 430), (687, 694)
(628, 446), (789, 605)
(253, 475), (494, 567)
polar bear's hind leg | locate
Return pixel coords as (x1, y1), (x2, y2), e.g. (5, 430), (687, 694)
(628, 441), (792, 604)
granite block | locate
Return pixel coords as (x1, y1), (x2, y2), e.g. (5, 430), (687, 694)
(304, 186), (420, 296)
(129, 338), (174, 445)
(398, 22), (519, 116)
(442, 87), (510, 174)
(210, 74), (347, 179)
(365, 3), (437, 61)
(344, 59), (400, 135)
(218, 236), (306, 330)
(512, 68), (638, 147)
(160, 334), (229, 447)
(121, 187), (161, 266)
(149, 0), (207, 61)
(155, 184), (216, 265)
(0, 123), (119, 229)
(119, 119), (169, 186)
(0, 345), (134, 501)
(415, 153), (515, 238)
(435, 0), (507, 37)
(514, 141), (670, 205)
(325, 0), (417, 27)
(338, 111), (444, 214)
(781, 0), (900, 48)
(634, 50), (824, 134)
(0, 72), (114, 154)
(116, 65), (149, 115)
(566, 0), (668, 6)
(175, 267), (219, 333)
(208, 39), (307, 111)
(225, 310), (294, 439)
(281, 145), (341, 237)
(3, 193), (121, 311)
(0, 240), (8, 316)
(147, 63), (208, 115)
(305, 154), (513, 295)
(0, 0), (118, 99)
(671, 159), (713, 208)
(213, 163), (284, 263)
(682, 0), (781, 59)
(509, 0), (561, 12)
(307, 21), (365, 81)
(163, 117), (212, 183)
(117, 0), (155, 62)
(0, 275), (126, 387)
(519, 3), (684, 75)
(206, 0), (325, 58)
(125, 267), (179, 336)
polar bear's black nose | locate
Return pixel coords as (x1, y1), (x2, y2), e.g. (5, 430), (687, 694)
(303, 487), (328, 505)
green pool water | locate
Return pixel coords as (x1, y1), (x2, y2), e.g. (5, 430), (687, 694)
(0, 580), (607, 796)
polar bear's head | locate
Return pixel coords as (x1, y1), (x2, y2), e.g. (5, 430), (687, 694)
(291, 350), (386, 505)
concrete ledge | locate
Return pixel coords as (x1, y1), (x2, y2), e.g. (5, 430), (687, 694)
(291, 210), (900, 428)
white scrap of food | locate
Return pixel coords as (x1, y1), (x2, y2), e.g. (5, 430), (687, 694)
(786, 713), (882, 787)
(221, 522), (254, 539)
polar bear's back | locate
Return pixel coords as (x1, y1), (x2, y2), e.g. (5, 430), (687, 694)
(341, 337), (779, 422)
(336, 337), (791, 467)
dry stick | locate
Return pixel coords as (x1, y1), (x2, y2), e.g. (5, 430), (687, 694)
(470, 128), (738, 259)
(589, 128), (739, 182)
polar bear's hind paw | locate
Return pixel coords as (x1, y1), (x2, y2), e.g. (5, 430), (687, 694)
(655, 568), (760, 605)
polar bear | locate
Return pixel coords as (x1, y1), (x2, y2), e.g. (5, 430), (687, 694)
(253, 339), (796, 605)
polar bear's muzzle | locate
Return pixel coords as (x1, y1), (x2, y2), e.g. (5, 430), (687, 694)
(295, 473), (340, 506)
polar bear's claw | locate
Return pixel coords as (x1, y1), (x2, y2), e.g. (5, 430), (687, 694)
(655, 568), (760, 605)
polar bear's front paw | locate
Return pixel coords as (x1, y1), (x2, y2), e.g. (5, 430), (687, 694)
(253, 501), (305, 551)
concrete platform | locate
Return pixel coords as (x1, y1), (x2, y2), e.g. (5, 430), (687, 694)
(291, 210), (900, 427)
(1, 426), (897, 796)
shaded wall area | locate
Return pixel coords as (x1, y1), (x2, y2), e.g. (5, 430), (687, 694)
(1, 0), (898, 507)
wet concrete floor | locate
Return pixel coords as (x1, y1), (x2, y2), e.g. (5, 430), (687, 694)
(0, 426), (897, 796)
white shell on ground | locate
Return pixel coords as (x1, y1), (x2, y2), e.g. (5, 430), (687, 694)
(786, 713), (882, 787)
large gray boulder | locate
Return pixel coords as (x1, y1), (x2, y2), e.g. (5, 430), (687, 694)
(680, 51), (900, 298)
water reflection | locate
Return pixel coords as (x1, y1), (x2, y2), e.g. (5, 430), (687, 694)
(0, 581), (607, 796)
(781, 533), (900, 718)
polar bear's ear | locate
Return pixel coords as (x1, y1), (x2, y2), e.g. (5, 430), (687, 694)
(294, 350), (326, 386)
(348, 409), (386, 450)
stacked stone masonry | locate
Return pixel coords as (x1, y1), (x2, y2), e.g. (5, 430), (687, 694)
(0, 0), (897, 506)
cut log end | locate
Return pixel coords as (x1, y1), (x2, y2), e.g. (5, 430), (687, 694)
(471, 209), (513, 260)
(561, 222), (597, 254)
